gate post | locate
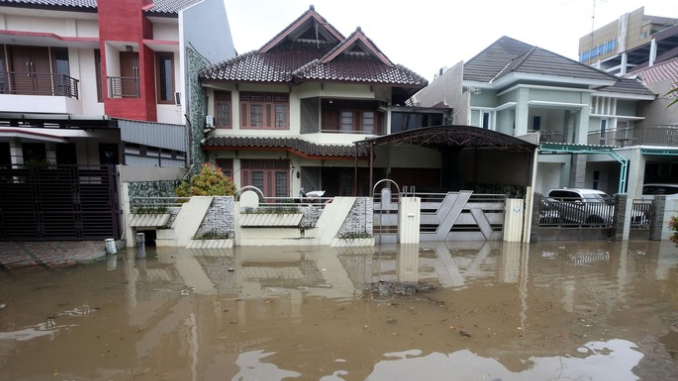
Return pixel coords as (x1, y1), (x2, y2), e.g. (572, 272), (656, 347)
(398, 196), (420, 244)
(650, 195), (666, 241)
(503, 199), (524, 242)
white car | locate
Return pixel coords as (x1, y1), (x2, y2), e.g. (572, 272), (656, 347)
(546, 188), (614, 225)
(546, 188), (648, 227)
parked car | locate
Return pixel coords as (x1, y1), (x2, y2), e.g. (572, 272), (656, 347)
(546, 188), (614, 225)
(642, 183), (678, 198)
(545, 188), (648, 227)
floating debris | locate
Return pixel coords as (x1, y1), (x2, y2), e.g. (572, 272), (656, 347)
(0, 303), (6, 310)
(367, 281), (439, 296)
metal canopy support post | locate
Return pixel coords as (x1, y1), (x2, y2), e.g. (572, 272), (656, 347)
(369, 142), (374, 197)
(353, 143), (358, 196)
(539, 144), (628, 194)
(609, 150), (628, 195)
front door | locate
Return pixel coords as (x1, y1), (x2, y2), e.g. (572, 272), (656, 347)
(9, 46), (50, 95)
(119, 52), (139, 98)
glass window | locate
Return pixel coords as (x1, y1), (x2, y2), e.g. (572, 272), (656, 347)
(240, 92), (289, 130)
(94, 49), (103, 102)
(214, 91), (231, 129)
(362, 112), (374, 133)
(156, 53), (174, 104)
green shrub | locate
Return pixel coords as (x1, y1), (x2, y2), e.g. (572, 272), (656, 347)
(175, 164), (235, 201)
(669, 216), (678, 245)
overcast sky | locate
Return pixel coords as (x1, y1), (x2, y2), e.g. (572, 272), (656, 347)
(224, 0), (678, 81)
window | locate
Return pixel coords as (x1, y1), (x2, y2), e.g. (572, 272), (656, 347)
(53, 48), (70, 96)
(156, 52), (174, 104)
(215, 158), (233, 179)
(94, 49), (103, 102)
(214, 91), (231, 129)
(532, 116), (541, 131)
(240, 159), (289, 197)
(322, 107), (383, 134)
(481, 111), (491, 129)
(599, 119), (607, 145)
(22, 143), (46, 164)
(240, 92), (289, 129)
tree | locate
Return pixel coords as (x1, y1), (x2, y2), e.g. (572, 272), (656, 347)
(175, 164), (235, 199)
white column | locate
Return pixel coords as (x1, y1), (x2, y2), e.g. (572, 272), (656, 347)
(649, 39), (657, 67)
(620, 52), (628, 75)
(398, 197), (420, 244)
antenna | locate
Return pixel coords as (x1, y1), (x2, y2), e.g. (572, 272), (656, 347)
(588, 0), (596, 66)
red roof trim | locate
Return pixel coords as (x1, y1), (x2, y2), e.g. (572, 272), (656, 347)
(322, 30), (392, 67)
(260, 11), (344, 53)
(202, 145), (363, 161)
(142, 39), (180, 46)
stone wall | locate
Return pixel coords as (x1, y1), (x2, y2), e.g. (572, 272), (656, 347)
(128, 180), (181, 202)
(186, 47), (209, 178)
(337, 197), (373, 237)
(195, 196), (235, 238)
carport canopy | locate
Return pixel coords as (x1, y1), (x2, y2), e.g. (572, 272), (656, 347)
(354, 125), (539, 195)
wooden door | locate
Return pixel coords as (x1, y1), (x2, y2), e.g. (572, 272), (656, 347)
(119, 52), (139, 98)
(8, 46), (50, 95)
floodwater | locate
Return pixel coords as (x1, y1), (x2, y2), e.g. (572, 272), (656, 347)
(1, 241), (678, 381)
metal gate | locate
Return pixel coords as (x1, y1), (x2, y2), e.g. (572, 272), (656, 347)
(0, 165), (120, 241)
(374, 186), (506, 242)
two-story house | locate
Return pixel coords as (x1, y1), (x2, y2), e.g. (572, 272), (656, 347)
(414, 36), (658, 199)
(198, 6), (430, 198)
(0, 0), (235, 241)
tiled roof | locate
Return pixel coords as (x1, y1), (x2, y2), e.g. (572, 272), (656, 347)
(0, 0), (201, 14)
(0, 0), (96, 8)
(597, 78), (656, 96)
(291, 28), (427, 86)
(259, 5), (344, 53)
(202, 136), (369, 158)
(201, 9), (427, 88)
(465, 36), (616, 83)
(146, 0), (203, 14)
(294, 55), (427, 86)
(201, 41), (334, 83)
(627, 57), (678, 85)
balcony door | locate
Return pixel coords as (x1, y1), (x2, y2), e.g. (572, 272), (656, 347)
(119, 51), (139, 98)
(8, 46), (50, 95)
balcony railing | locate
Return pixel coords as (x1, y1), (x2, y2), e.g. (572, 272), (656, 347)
(588, 125), (678, 147)
(0, 72), (79, 98)
(107, 76), (140, 98)
(534, 130), (568, 144)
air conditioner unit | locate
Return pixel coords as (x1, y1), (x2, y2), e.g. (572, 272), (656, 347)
(174, 91), (181, 106)
(205, 115), (215, 128)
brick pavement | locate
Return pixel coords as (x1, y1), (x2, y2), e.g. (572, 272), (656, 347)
(0, 241), (109, 272)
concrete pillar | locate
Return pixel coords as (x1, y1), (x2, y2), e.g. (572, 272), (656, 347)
(650, 195), (666, 241)
(570, 154), (587, 188)
(649, 39), (657, 67)
(530, 193), (542, 243)
(620, 53), (628, 75)
(503, 199), (524, 242)
(398, 197), (421, 244)
(576, 99), (590, 145)
(514, 88), (529, 136)
(612, 194), (628, 241)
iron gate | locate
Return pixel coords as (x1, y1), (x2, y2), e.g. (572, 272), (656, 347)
(0, 165), (121, 241)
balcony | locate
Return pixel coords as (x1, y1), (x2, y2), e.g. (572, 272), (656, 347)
(588, 125), (678, 147)
(535, 130), (568, 144)
(0, 72), (79, 98)
(107, 76), (140, 98)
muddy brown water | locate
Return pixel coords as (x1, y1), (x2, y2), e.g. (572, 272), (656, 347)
(1, 241), (678, 381)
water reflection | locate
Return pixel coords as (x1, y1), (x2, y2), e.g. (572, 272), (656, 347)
(0, 240), (677, 380)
